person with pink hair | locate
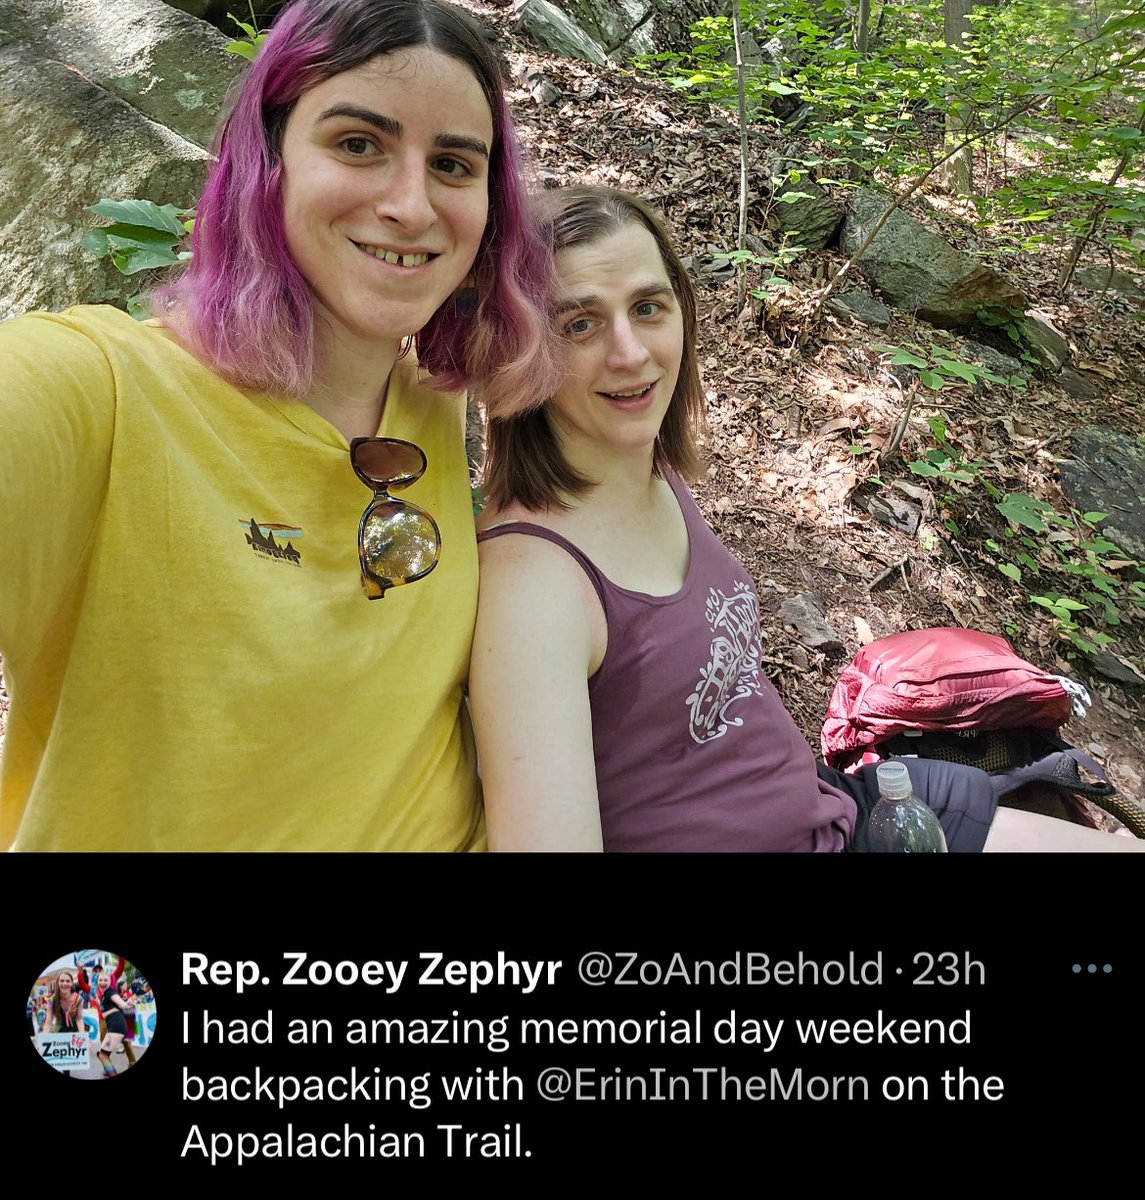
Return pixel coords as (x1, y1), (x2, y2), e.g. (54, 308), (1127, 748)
(0, 0), (557, 851)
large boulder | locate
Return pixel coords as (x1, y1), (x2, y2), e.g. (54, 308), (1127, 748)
(1074, 265), (1145, 301)
(1, 0), (242, 149)
(516, 0), (608, 65)
(0, 0), (241, 318)
(556, 0), (719, 60)
(839, 188), (1027, 328)
(0, 43), (211, 318)
(560, 0), (655, 56)
(1058, 428), (1145, 568)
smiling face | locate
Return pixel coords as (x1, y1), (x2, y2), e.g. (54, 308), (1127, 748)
(279, 46), (493, 356)
(547, 223), (685, 463)
(57, 972), (74, 996)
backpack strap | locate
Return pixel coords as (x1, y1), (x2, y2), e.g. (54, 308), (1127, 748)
(988, 731), (1115, 800)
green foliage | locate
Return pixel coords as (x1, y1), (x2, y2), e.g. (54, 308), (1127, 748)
(721, 240), (806, 292)
(225, 7), (268, 60)
(83, 198), (195, 318)
(879, 343), (1027, 394)
(639, 0), (1145, 275)
(904, 412), (1001, 495)
(904, 420), (1143, 653)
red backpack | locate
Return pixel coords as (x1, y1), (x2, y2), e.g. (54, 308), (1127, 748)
(820, 628), (1145, 837)
(821, 627), (1075, 770)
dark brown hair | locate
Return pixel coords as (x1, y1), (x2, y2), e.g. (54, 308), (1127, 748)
(482, 185), (706, 511)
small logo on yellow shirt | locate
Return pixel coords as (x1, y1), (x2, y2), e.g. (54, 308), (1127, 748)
(242, 518), (302, 566)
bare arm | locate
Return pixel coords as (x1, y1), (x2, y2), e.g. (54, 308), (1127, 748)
(470, 534), (606, 852)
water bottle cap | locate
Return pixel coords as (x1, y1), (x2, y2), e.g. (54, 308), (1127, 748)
(875, 761), (913, 800)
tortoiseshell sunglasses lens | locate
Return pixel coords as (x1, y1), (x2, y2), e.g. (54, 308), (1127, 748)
(350, 438), (442, 600)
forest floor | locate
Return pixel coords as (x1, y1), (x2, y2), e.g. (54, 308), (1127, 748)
(1, 1), (1142, 828)
(468, 2), (1145, 824)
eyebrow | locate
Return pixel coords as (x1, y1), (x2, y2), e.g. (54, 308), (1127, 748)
(552, 282), (675, 317)
(316, 104), (489, 158)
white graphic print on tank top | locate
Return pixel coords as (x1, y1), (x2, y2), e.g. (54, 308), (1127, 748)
(684, 582), (765, 744)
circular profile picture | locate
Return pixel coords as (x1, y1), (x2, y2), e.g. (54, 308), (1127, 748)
(28, 950), (156, 1078)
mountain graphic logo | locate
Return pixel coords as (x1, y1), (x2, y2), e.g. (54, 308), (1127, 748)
(241, 518), (303, 566)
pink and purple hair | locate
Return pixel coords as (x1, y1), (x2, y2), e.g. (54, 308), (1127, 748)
(154, 0), (557, 415)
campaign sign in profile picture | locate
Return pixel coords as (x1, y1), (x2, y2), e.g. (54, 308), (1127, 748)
(28, 950), (156, 1079)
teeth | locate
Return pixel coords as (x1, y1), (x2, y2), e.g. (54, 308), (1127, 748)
(605, 386), (650, 399)
(357, 244), (429, 267)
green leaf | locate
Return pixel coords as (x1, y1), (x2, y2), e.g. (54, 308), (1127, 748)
(998, 562), (1021, 583)
(935, 359), (982, 383)
(889, 348), (929, 368)
(908, 461), (941, 478)
(1082, 511), (1109, 524)
(104, 226), (181, 251)
(226, 40), (259, 60)
(110, 245), (182, 275)
(88, 199), (185, 237)
(996, 493), (1053, 532)
(919, 369), (945, 390)
(80, 229), (110, 257)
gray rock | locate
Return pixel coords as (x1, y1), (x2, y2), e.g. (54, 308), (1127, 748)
(826, 291), (892, 328)
(862, 492), (921, 537)
(839, 188), (1027, 328)
(1056, 366), (1102, 400)
(1058, 427), (1145, 566)
(523, 67), (562, 106)
(1075, 266), (1145, 299)
(770, 175), (843, 250)
(1084, 649), (1145, 688)
(1, 0), (242, 149)
(515, 0), (608, 66)
(1012, 309), (1070, 372)
(562, 0), (655, 57)
(959, 339), (1023, 378)
(778, 592), (845, 653)
(0, 42), (211, 318)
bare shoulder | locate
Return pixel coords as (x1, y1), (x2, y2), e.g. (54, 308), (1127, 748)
(476, 521), (605, 672)
(470, 508), (605, 852)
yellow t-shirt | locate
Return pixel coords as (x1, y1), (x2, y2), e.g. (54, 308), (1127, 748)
(0, 306), (483, 851)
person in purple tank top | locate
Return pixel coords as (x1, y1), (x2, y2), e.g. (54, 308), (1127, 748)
(470, 186), (1143, 854)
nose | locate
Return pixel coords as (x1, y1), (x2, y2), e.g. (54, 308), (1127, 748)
(375, 157), (436, 235)
(605, 317), (651, 372)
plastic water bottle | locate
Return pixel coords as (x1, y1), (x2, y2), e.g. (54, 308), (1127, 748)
(864, 762), (948, 853)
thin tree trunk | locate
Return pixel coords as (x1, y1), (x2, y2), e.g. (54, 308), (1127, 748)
(856, 0), (871, 56)
(732, 0), (750, 310)
(941, 0), (975, 196)
(1058, 102), (1145, 292)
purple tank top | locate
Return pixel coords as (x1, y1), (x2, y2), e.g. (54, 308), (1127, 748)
(477, 474), (856, 852)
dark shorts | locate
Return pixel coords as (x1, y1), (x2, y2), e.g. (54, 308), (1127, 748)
(818, 758), (998, 854)
(103, 1010), (128, 1037)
